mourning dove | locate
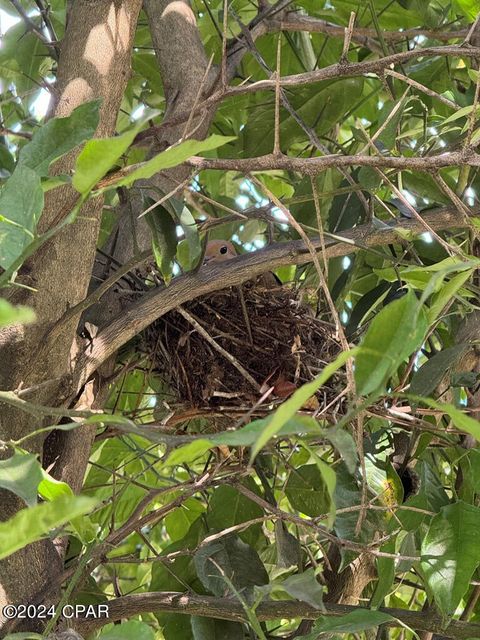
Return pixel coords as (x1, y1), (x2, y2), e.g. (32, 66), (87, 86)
(203, 240), (280, 288)
(203, 240), (237, 264)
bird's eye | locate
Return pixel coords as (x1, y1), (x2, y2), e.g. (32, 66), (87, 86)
(220, 245), (228, 255)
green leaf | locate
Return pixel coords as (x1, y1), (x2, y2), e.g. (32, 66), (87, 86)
(144, 199), (178, 284)
(275, 521), (302, 568)
(194, 535), (269, 597)
(0, 165), (44, 269)
(416, 460), (450, 513)
(376, 97), (408, 149)
(355, 291), (428, 396)
(191, 617), (244, 640)
(371, 539), (396, 608)
(132, 53), (164, 94)
(358, 166), (382, 189)
(0, 495), (98, 560)
(333, 463), (381, 551)
(38, 469), (74, 501)
(249, 349), (355, 462)
(98, 620), (155, 640)
(0, 143), (15, 176)
(441, 104), (480, 126)
(281, 569), (324, 610)
(452, 0), (480, 20)
(41, 175), (71, 192)
(208, 481), (263, 546)
(302, 440), (337, 526)
(212, 415), (322, 448)
(46, 473), (96, 543)
(0, 23), (46, 93)
(18, 101), (100, 177)
(0, 299), (36, 327)
(0, 451), (42, 507)
(175, 204), (202, 269)
(162, 614), (194, 640)
(72, 120), (145, 194)
(414, 398), (480, 441)
(99, 135), (235, 191)
(165, 439), (213, 466)
(428, 269), (474, 322)
(243, 79), (363, 156)
(165, 498), (205, 542)
(305, 610), (395, 636)
(421, 502), (480, 615)
(324, 427), (357, 474)
(410, 344), (468, 398)
(285, 464), (331, 517)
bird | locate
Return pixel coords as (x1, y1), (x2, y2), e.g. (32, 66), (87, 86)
(203, 239), (280, 289)
(203, 239), (237, 264)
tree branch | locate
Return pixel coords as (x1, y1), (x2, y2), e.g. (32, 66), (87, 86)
(134, 45), (480, 146)
(75, 591), (480, 638)
(111, 149), (480, 182)
(72, 205), (479, 393)
(266, 14), (468, 44)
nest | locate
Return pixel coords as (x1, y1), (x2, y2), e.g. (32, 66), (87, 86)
(142, 279), (344, 419)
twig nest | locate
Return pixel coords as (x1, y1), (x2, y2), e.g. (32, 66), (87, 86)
(143, 280), (344, 416)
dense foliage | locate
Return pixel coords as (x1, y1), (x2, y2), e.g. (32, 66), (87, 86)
(2, 0), (480, 639)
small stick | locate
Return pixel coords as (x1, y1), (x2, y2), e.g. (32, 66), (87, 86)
(273, 34), (282, 155)
(341, 12), (356, 62)
(236, 285), (254, 345)
(221, 0), (228, 87)
(176, 306), (261, 392)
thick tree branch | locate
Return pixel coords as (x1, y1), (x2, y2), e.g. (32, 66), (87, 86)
(75, 592), (480, 638)
(73, 205), (478, 393)
(111, 149), (480, 185)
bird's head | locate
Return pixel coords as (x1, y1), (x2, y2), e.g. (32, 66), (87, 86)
(203, 239), (237, 264)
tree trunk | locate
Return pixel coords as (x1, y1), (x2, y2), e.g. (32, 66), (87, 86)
(0, 1), (142, 631)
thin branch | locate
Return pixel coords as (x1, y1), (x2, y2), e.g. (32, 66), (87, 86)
(0, 390), (99, 421)
(384, 69), (458, 109)
(33, 0), (58, 46)
(226, 45), (480, 93)
(224, 11), (371, 216)
(105, 149), (480, 191)
(463, 14), (480, 45)
(0, 126), (33, 140)
(9, 0), (58, 59)
(273, 34), (282, 155)
(341, 12), (356, 62)
(188, 149), (480, 174)
(267, 14), (467, 44)
(221, 0), (228, 87)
